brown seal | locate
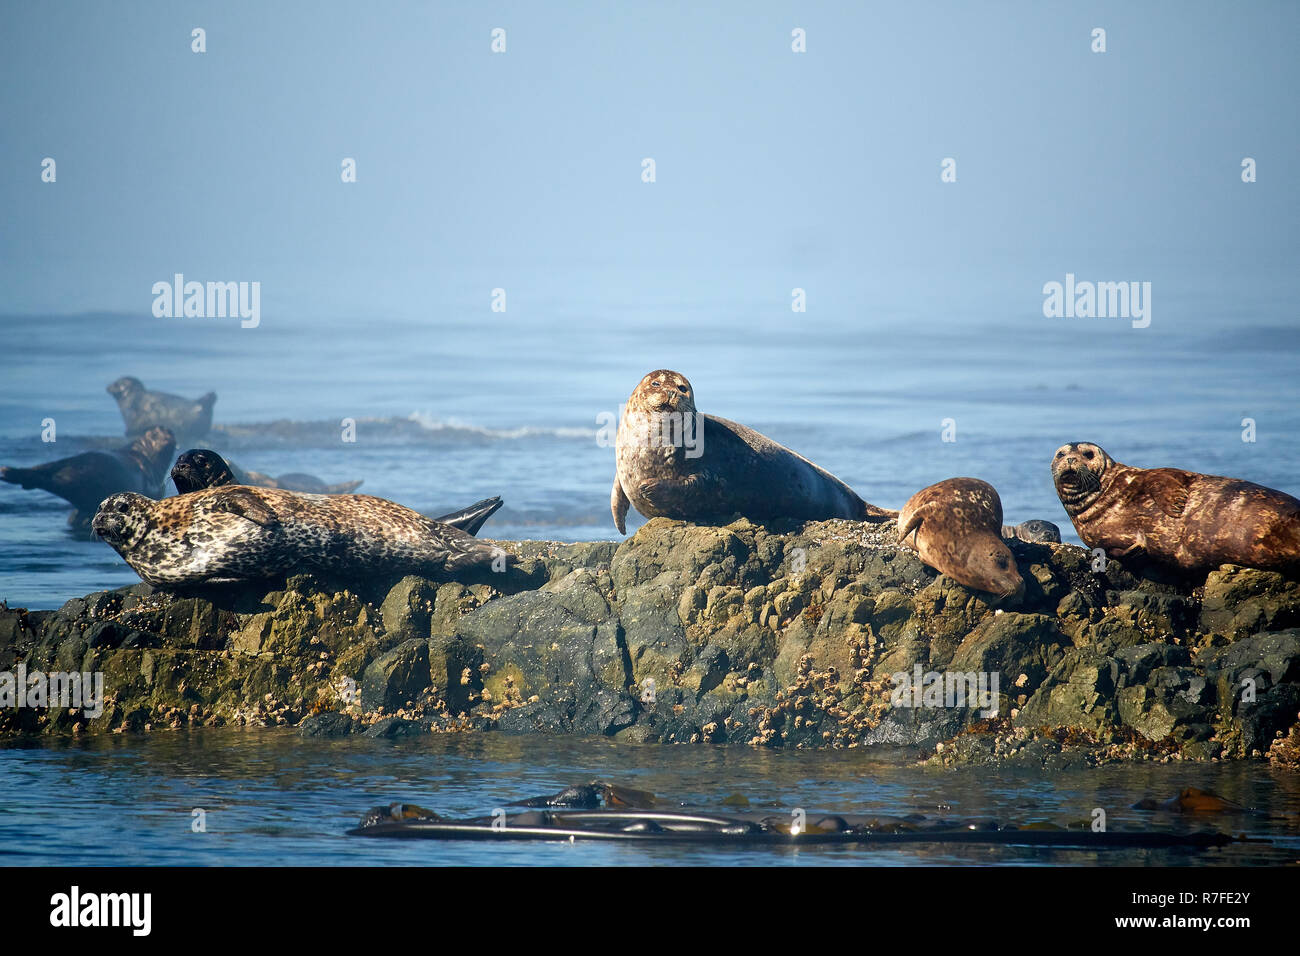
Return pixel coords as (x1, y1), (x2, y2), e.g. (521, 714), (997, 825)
(91, 485), (509, 586)
(1051, 441), (1300, 575)
(610, 370), (893, 533)
(897, 477), (1025, 599)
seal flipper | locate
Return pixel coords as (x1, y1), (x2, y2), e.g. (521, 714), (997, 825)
(612, 478), (630, 535)
(897, 510), (923, 548)
(433, 496), (503, 536)
(208, 487), (281, 528)
(1144, 470), (1192, 517)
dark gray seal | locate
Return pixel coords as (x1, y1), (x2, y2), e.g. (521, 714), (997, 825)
(168, 449), (362, 495)
(169, 449), (501, 534)
(611, 369), (894, 533)
(91, 486), (509, 586)
(1001, 519), (1062, 543)
(1, 426), (176, 533)
(107, 376), (216, 442)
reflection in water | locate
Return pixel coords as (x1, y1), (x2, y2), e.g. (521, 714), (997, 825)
(1, 730), (1296, 866)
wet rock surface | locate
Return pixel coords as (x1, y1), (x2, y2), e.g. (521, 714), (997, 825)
(3, 518), (1299, 767)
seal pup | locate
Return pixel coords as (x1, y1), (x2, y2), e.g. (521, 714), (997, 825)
(897, 477), (1025, 600)
(1002, 519), (1062, 544)
(611, 370), (894, 533)
(107, 376), (216, 442)
(1, 427), (176, 532)
(169, 449), (502, 534)
(91, 486), (509, 586)
(1052, 442), (1300, 575)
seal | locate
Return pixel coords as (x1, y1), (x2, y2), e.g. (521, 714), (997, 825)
(1051, 441), (1300, 575)
(168, 449), (362, 495)
(169, 449), (502, 534)
(107, 376), (216, 442)
(897, 477), (1025, 599)
(91, 485), (509, 586)
(1, 426), (176, 533)
(611, 370), (893, 533)
(1002, 519), (1062, 544)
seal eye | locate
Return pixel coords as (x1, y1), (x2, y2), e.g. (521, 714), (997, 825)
(677, 384), (688, 393)
(653, 381), (663, 388)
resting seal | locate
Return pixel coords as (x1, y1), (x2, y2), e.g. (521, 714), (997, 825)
(1, 427), (175, 532)
(170, 449), (502, 534)
(1052, 441), (1300, 575)
(897, 477), (1025, 599)
(1002, 519), (1062, 544)
(169, 449), (363, 495)
(108, 376), (216, 442)
(611, 370), (893, 533)
(92, 486), (508, 586)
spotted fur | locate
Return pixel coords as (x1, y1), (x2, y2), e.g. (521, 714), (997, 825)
(92, 486), (508, 586)
(898, 477), (1025, 600)
(1052, 441), (1300, 575)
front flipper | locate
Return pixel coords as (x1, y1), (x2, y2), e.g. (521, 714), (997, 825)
(897, 510), (923, 549)
(611, 478), (630, 535)
(208, 487), (280, 528)
(637, 474), (707, 514)
(1113, 530), (1149, 560)
(1143, 471), (1192, 518)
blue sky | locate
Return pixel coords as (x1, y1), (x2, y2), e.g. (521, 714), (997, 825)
(1, 0), (1296, 319)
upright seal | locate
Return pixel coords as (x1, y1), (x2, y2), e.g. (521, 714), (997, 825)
(107, 376), (216, 442)
(611, 370), (893, 533)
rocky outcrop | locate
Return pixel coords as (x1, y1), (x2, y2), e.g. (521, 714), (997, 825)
(3, 518), (1299, 766)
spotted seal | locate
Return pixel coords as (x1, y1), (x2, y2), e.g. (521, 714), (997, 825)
(169, 449), (501, 534)
(1051, 441), (1300, 575)
(897, 477), (1025, 599)
(1, 427), (175, 533)
(611, 370), (894, 533)
(107, 376), (216, 442)
(91, 485), (508, 586)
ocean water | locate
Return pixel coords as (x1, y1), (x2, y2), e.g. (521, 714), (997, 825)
(1, 730), (1297, 866)
(3, 272), (1297, 609)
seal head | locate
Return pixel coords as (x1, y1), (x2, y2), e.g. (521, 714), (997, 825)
(171, 449), (236, 494)
(1052, 442), (1114, 517)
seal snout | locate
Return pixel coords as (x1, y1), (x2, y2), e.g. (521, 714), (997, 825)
(90, 510), (123, 541)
